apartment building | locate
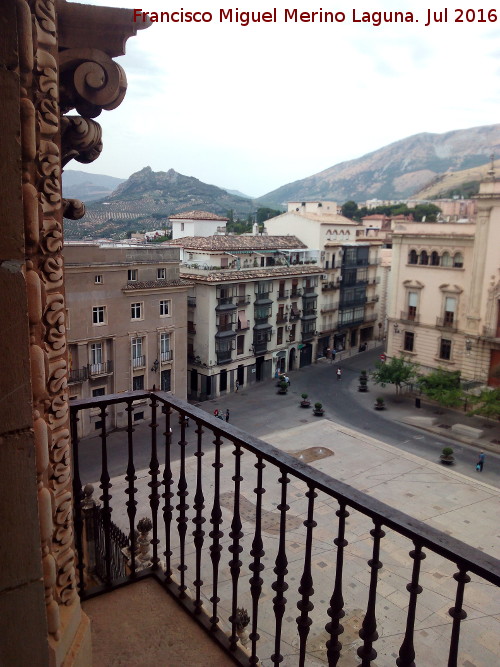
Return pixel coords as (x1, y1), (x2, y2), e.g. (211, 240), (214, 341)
(170, 210), (228, 239)
(64, 243), (191, 434)
(165, 234), (323, 399)
(387, 173), (500, 386)
(266, 202), (383, 354)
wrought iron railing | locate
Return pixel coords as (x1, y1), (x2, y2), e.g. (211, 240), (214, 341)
(70, 391), (500, 667)
(69, 367), (88, 383)
(88, 360), (113, 376)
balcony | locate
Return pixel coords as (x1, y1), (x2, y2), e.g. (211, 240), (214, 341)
(301, 309), (317, 318)
(437, 316), (458, 331)
(187, 297), (197, 308)
(290, 288), (302, 298)
(340, 296), (367, 308)
(217, 322), (235, 333)
(321, 281), (339, 292)
(216, 296), (237, 311)
(276, 313), (288, 324)
(161, 350), (173, 363)
(131, 356), (145, 370)
(69, 390), (500, 666)
(301, 329), (316, 342)
(216, 352), (233, 365)
(401, 310), (420, 324)
(302, 286), (317, 297)
(69, 367), (89, 383)
(320, 303), (338, 314)
(289, 310), (301, 321)
(236, 319), (250, 331)
(235, 294), (251, 306)
(88, 360), (114, 376)
(276, 290), (289, 301)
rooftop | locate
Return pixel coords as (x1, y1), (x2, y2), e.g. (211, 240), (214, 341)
(181, 264), (324, 282)
(122, 278), (193, 289)
(168, 210), (229, 221)
(165, 235), (307, 251)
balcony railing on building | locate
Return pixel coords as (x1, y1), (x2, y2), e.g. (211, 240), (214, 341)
(236, 294), (251, 306)
(401, 310), (420, 323)
(217, 322), (235, 333)
(301, 329), (316, 342)
(437, 316), (457, 331)
(276, 313), (288, 324)
(482, 324), (500, 338)
(340, 296), (367, 308)
(216, 351), (233, 364)
(290, 287), (302, 297)
(289, 310), (301, 321)
(237, 319), (250, 331)
(320, 302), (338, 314)
(321, 281), (340, 292)
(88, 360), (114, 376)
(161, 350), (173, 363)
(131, 356), (145, 370)
(187, 297), (197, 307)
(301, 308), (317, 317)
(69, 367), (89, 383)
(70, 390), (500, 667)
(276, 289), (289, 301)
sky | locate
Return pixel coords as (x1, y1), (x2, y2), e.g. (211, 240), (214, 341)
(69, 0), (500, 197)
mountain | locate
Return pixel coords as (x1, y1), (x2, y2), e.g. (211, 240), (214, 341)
(412, 159), (500, 199)
(62, 169), (125, 202)
(64, 167), (256, 239)
(258, 124), (500, 206)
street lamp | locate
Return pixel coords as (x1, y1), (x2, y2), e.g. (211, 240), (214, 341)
(465, 338), (473, 352)
(393, 323), (400, 334)
(150, 358), (159, 373)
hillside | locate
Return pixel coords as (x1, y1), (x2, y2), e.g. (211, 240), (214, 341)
(62, 169), (125, 202)
(258, 124), (500, 206)
(64, 167), (254, 239)
(412, 159), (500, 199)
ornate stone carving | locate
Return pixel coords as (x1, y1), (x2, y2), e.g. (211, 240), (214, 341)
(61, 115), (102, 166)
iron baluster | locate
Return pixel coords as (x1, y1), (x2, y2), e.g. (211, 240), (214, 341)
(396, 541), (426, 667)
(148, 394), (160, 568)
(326, 502), (350, 666)
(162, 403), (173, 581)
(271, 469), (290, 666)
(98, 404), (113, 586)
(249, 455), (266, 666)
(228, 443), (244, 651)
(124, 399), (137, 577)
(192, 419), (206, 614)
(209, 429), (224, 631)
(357, 521), (385, 666)
(296, 484), (317, 667)
(176, 412), (189, 597)
(447, 567), (471, 667)
(70, 407), (85, 596)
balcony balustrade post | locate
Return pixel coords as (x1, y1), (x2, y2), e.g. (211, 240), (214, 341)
(447, 568), (471, 667)
(136, 517), (153, 569)
(357, 521), (385, 666)
(271, 469), (290, 666)
(192, 419), (206, 614)
(229, 443), (244, 651)
(176, 413), (190, 597)
(209, 430), (224, 631)
(396, 541), (426, 667)
(162, 404), (174, 581)
(70, 408), (86, 595)
(98, 405), (113, 586)
(125, 399), (138, 577)
(148, 395), (161, 569)
(326, 502), (350, 665)
(296, 484), (317, 667)
(249, 455), (266, 666)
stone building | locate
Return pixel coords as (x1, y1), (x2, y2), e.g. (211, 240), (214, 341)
(387, 173), (500, 386)
(65, 242), (190, 436)
(165, 234), (324, 399)
(265, 202), (383, 354)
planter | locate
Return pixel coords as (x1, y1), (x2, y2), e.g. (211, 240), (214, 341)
(313, 409), (324, 416)
(358, 384), (368, 393)
(300, 401), (311, 408)
(374, 402), (385, 410)
(440, 455), (455, 465)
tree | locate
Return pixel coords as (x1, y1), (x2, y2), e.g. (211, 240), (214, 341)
(468, 387), (500, 420)
(256, 207), (282, 224)
(341, 200), (359, 220)
(412, 203), (441, 222)
(370, 355), (419, 396)
(417, 368), (464, 408)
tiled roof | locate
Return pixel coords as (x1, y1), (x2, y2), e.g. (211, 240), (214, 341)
(165, 235), (307, 250)
(168, 211), (229, 221)
(123, 279), (193, 290)
(180, 264), (324, 282)
(283, 211), (359, 226)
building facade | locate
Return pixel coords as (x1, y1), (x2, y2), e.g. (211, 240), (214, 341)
(65, 243), (190, 435)
(170, 210), (228, 239)
(387, 175), (500, 386)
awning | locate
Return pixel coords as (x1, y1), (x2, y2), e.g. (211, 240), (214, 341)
(253, 323), (273, 330)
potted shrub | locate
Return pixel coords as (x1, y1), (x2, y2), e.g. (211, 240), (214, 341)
(358, 370), (369, 393)
(277, 380), (288, 395)
(313, 402), (324, 416)
(300, 393), (311, 408)
(374, 397), (385, 410)
(440, 447), (455, 465)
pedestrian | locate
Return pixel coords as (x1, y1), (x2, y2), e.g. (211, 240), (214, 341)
(332, 348), (336, 361)
(284, 374), (290, 386)
(476, 451), (485, 472)
(225, 409), (230, 422)
(336, 367), (342, 380)
(235, 380), (239, 392)
(214, 408), (219, 418)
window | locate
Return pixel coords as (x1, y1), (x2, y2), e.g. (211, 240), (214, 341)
(128, 269), (138, 281)
(237, 335), (244, 355)
(290, 324), (296, 341)
(92, 306), (106, 324)
(441, 252), (452, 267)
(430, 251), (440, 266)
(131, 337), (143, 367)
(180, 222), (184, 231)
(408, 292), (418, 320)
(439, 338), (452, 360)
(453, 252), (463, 268)
(95, 275), (103, 284)
(404, 331), (414, 352)
(444, 297), (456, 325)
(419, 250), (429, 265)
(157, 268), (166, 279)
(134, 411), (144, 421)
(277, 327), (283, 345)
(131, 302), (142, 320)
(408, 250), (418, 265)
(92, 387), (106, 398)
(132, 375), (144, 391)
(90, 342), (103, 366)
(161, 369), (171, 392)
(160, 332), (171, 361)
(159, 300), (170, 317)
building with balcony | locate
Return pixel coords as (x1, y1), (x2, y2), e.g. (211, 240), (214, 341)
(266, 202), (383, 355)
(387, 173), (500, 386)
(64, 243), (191, 435)
(165, 234), (323, 399)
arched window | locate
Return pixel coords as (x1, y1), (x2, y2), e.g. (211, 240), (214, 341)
(419, 250), (429, 265)
(453, 252), (464, 268)
(408, 249), (418, 264)
(430, 251), (440, 266)
(441, 252), (452, 267)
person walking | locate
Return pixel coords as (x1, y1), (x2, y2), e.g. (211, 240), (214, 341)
(214, 409), (219, 418)
(284, 374), (290, 386)
(336, 367), (342, 380)
(331, 348), (337, 361)
(225, 409), (230, 422)
(476, 451), (485, 472)
(235, 379), (239, 392)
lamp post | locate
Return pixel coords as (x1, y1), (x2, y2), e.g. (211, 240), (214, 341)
(150, 358), (159, 373)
